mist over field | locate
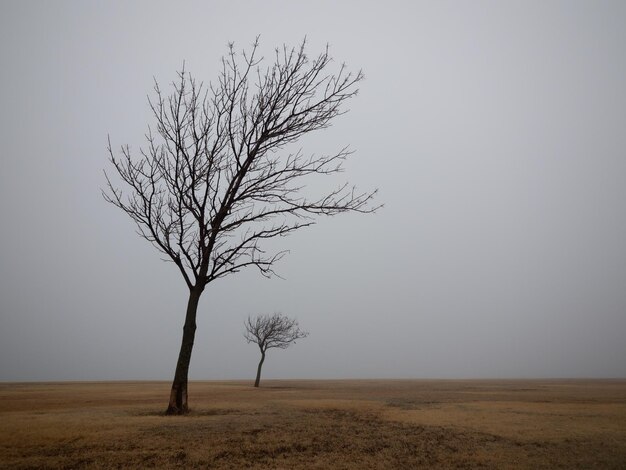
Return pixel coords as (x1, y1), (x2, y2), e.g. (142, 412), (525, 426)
(1, 0), (625, 382)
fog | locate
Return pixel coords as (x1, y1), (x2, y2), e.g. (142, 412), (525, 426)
(1, 1), (625, 381)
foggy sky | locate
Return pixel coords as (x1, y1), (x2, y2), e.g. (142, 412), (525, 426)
(1, 0), (625, 382)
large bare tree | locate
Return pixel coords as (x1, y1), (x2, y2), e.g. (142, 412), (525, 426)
(104, 39), (378, 414)
(244, 313), (308, 387)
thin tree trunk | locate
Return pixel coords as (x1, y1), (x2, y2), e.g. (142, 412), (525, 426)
(254, 351), (265, 388)
(166, 286), (203, 414)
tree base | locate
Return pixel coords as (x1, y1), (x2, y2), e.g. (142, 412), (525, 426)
(165, 405), (189, 415)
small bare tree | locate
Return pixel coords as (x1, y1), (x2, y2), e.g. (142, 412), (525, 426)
(104, 38), (378, 414)
(244, 313), (308, 387)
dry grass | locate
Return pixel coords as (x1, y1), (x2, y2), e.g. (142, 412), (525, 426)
(1, 379), (625, 468)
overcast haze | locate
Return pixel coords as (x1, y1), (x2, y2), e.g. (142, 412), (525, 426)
(1, 1), (625, 382)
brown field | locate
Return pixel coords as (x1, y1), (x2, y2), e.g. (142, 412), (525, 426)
(0, 380), (625, 469)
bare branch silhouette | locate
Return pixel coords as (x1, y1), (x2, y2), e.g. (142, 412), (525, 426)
(244, 313), (308, 387)
(104, 38), (378, 414)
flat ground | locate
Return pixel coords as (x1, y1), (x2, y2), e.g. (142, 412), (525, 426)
(0, 380), (625, 469)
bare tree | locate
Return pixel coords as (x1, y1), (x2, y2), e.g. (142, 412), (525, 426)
(244, 313), (308, 387)
(103, 38), (378, 414)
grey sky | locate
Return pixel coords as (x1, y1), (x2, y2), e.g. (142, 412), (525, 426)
(1, 0), (625, 381)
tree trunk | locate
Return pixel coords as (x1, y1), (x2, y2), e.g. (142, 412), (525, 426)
(254, 351), (265, 388)
(166, 286), (203, 414)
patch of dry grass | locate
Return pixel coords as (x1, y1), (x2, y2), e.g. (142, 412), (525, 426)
(0, 380), (624, 468)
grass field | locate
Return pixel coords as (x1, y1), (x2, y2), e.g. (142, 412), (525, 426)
(0, 379), (625, 468)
